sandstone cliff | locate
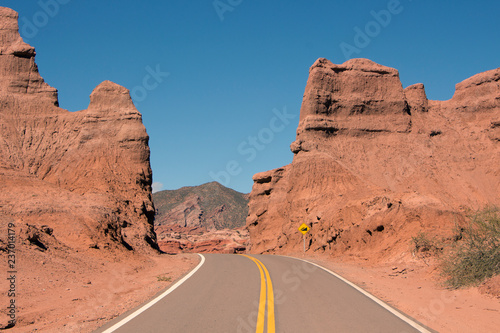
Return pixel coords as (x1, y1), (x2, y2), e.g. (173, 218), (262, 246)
(247, 58), (500, 259)
(0, 7), (157, 253)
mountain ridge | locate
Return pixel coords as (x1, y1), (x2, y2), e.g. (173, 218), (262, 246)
(154, 181), (249, 230)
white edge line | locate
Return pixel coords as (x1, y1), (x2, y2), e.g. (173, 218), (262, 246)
(281, 255), (432, 333)
(100, 253), (206, 333)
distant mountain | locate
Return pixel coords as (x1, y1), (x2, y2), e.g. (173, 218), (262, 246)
(153, 182), (249, 230)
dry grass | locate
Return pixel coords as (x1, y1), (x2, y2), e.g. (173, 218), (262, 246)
(441, 206), (500, 288)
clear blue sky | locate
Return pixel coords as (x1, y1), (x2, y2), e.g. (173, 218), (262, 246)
(3, 0), (499, 193)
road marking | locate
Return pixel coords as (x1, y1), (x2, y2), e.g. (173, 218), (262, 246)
(285, 256), (432, 333)
(241, 255), (276, 333)
(260, 260), (276, 331)
(100, 253), (206, 333)
(251, 256), (266, 333)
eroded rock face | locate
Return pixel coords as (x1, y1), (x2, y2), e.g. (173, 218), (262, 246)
(155, 225), (248, 254)
(247, 57), (500, 259)
(0, 7), (157, 253)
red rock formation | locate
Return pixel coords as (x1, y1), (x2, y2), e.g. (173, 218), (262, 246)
(156, 225), (248, 254)
(0, 7), (157, 253)
(247, 58), (500, 259)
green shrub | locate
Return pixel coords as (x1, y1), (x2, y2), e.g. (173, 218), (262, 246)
(157, 275), (171, 282)
(441, 206), (500, 288)
(411, 232), (442, 257)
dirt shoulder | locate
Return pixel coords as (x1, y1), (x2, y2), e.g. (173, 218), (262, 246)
(4, 247), (498, 333)
(302, 254), (500, 333)
(1, 248), (199, 333)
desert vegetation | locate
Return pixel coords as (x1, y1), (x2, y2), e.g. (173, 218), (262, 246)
(441, 207), (500, 288)
(410, 207), (500, 288)
(411, 232), (443, 259)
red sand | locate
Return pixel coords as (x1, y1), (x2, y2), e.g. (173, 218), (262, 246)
(1, 251), (199, 333)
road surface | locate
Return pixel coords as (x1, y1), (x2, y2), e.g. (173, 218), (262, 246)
(94, 254), (434, 333)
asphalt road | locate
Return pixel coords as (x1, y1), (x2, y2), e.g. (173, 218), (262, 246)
(94, 254), (434, 333)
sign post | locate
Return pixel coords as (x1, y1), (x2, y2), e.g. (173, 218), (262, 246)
(298, 223), (310, 252)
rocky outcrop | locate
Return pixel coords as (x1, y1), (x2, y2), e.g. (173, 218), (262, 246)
(0, 7), (157, 253)
(405, 83), (428, 113)
(247, 57), (500, 258)
(156, 225), (248, 254)
(297, 58), (411, 135)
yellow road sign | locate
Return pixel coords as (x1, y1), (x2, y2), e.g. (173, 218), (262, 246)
(298, 223), (310, 235)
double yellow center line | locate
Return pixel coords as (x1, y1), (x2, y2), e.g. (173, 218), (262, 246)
(240, 255), (275, 333)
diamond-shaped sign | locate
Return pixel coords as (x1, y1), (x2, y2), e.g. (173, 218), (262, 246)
(298, 223), (310, 235)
